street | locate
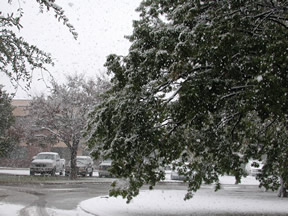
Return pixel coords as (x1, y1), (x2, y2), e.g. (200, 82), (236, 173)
(0, 169), (286, 216)
(0, 180), (285, 216)
(0, 180), (112, 215)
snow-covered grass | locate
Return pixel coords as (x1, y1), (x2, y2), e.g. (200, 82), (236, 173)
(79, 175), (287, 216)
(0, 168), (29, 176)
(219, 175), (260, 185)
(164, 172), (261, 185)
(0, 167), (100, 177)
(80, 189), (288, 216)
(0, 203), (23, 216)
(46, 207), (93, 216)
(0, 167), (259, 185)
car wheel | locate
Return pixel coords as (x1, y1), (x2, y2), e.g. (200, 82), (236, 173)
(51, 168), (56, 176)
(59, 166), (64, 175)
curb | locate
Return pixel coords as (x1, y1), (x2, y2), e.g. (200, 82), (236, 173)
(0, 167), (28, 170)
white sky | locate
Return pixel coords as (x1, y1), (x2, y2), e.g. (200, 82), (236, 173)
(1, 0), (142, 99)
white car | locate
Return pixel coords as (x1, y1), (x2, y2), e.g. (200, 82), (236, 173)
(98, 159), (113, 177)
(170, 163), (190, 181)
(171, 169), (186, 181)
(30, 152), (65, 176)
(245, 160), (264, 176)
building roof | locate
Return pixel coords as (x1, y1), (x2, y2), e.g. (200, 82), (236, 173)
(11, 99), (31, 117)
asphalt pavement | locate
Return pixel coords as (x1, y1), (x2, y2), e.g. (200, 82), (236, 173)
(0, 167), (287, 216)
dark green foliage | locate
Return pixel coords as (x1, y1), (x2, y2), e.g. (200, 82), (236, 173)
(86, 0), (288, 201)
(0, 86), (17, 156)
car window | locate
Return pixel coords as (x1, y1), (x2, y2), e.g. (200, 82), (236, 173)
(36, 154), (55, 160)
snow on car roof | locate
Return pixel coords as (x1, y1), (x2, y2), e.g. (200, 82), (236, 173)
(77, 156), (91, 158)
(99, 160), (112, 165)
(38, 152), (58, 155)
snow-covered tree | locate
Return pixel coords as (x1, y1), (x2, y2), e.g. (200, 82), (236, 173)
(86, 0), (288, 201)
(1, 0), (77, 89)
(0, 85), (18, 156)
(29, 75), (110, 179)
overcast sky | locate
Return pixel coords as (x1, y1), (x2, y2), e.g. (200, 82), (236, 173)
(1, 0), (142, 99)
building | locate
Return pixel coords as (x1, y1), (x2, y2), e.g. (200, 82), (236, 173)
(0, 99), (83, 168)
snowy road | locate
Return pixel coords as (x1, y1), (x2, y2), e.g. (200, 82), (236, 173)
(0, 168), (286, 216)
(0, 182), (112, 216)
(0, 201), (92, 216)
(1, 182), (286, 216)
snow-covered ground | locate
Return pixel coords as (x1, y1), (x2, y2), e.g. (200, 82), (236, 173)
(0, 168), (29, 176)
(0, 167), (99, 177)
(0, 203), (92, 216)
(80, 189), (288, 216)
(0, 167), (259, 183)
(1, 185), (287, 216)
(0, 168), (287, 216)
(78, 175), (287, 216)
(0, 168), (260, 185)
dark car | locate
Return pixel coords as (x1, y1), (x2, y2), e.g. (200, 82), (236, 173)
(65, 156), (94, 177)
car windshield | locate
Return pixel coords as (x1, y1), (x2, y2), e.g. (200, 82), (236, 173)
(36, 154), (55, 160)
(76, 158), (89, 165)
(100, 160), (112, 166)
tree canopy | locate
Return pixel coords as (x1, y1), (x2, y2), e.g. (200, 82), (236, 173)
(1, 0), (77, 89)
(29, 75), (110, 179)
(86, 0), (288, 201)
(0, 85), (17, 156)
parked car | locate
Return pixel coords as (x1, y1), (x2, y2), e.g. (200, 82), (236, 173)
(171, 165), (188, 181)
(98, 159), (113, 177)
(30, 152), (65, 176)
(65, 156), (94, 177)
(170, 163), (189, 181)
(245, 160), (264, 176)
(171, 169), (185, 180)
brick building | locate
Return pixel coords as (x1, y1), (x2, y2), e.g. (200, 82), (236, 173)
(0, 99), (83, 168)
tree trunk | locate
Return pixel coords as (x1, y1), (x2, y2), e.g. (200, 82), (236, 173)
(69, 136), (80, 180)
(278, 176), (287, 198)
(70, 146), (78, 180)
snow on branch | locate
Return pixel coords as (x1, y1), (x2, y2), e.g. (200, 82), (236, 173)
(36, 0), (78, 39)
